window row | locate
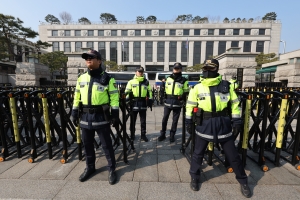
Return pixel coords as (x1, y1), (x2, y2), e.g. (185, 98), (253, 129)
(51, 28), (266, 37)
(53, 41), (265, 62)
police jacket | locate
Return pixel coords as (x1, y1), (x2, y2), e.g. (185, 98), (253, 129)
(229, 79), (239, 89)
(185, 75), (241, 142)
(164, 74), (189, 108)
(71, 67), (119, 129)
(125, 75), (152, 111)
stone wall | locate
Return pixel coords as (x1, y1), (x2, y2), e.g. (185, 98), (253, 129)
(15, 62), (51, 86)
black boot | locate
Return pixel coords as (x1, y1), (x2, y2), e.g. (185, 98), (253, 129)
(131, 132), (135, 141)
(240, 183), (251, 198)
(108, 170), (117, 185)
(158, 131), (166, 141)
(79, 167), (95, 182)
(170, 132), (175, 143)
(141, 134), (149, 142)
(190, 178), (200, 191)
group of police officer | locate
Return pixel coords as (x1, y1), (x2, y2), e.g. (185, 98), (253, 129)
(71, 49), (251, 198)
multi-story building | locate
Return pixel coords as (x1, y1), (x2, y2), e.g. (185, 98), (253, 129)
(38, 20), (281, 85)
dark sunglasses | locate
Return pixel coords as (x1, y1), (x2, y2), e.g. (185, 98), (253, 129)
(85, 56), (96, 60)
(137, 70), (144, 73)
(202, 66), (217, 71)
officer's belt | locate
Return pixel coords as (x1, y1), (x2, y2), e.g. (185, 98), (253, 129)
(203, 110), (228, 119)
(132, 97), (146, 101)
(82, 105), (105, 114)
(166, 95), (181, 99)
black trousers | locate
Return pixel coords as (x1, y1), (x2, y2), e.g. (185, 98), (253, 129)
(190, 134), (248, 184)
(161, 106), (181, 135)
(81, 124), (116, 172)
(130, 110), (147, 135)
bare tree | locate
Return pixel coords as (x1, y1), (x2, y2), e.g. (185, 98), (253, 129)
(59, 11), (72, 24)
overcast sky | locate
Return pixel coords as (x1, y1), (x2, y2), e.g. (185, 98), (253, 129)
(0, 0), (298, 53)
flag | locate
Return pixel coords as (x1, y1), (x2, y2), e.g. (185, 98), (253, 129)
(185, 38), (189, 49)
(121, 38), (124, 51)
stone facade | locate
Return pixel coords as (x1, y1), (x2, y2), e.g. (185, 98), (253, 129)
(38, 21), (281, 86)
(15, 62), (51, 86)
(263, 49), (300, 87)
(216, 48), (258, 88)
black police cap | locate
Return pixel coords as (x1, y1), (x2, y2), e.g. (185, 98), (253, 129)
(136, 66), (144, 72)
(173, 62), (182, 69)
(82, 49), (102, 60)
(203, 59), (219, 68)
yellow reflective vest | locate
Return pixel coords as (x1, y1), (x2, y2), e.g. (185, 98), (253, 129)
(164, 75), (189, 108)
(185, 75), (240, 142)
(72, 68), (119, 129)
(125, 75), (152, 111)
(229, 79), (239, 89)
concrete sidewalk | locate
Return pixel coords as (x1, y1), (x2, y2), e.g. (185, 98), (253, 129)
(0, 105), (300, 199)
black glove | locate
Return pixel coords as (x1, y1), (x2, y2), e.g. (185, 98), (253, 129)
(185, 119), (192, 134)
(147, 99), (153, 111)
(232, 118), (243, 137)
(111, 109), (119, 127)
(72, 119), (79, 127)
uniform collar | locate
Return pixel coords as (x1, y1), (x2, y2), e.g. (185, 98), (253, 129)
(134, 75), (144, 82)
(201, 75), (222, 86)
(88, 67), (103, 76)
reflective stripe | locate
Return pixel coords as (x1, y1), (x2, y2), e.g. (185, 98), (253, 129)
(131, 84), (139, 86)
(80, 121), (110, 126)
(232, 114), (240, 118)
(215, 92), (229, 96)
(186, 115), (192, 119)
(198, 93), (210, 98)
(231, 98), (239, 103)
(183, 89), (189, 92)
(187, 100), (197, 105)
(195, 130), (232, 139)
(72, 106), (78, 110)
(109, 90), (118, 94)
(79, 82), (89, 86)
(133, 107), (147, 109)
(111, 106), (119, 109)
(93, 82), (104, 86)
(75, 89), (80, 93)
(164, 103), (181, 107)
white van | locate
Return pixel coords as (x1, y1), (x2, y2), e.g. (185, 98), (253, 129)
(107, 72), (149, 84)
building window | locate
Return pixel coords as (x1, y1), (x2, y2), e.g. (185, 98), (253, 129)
(145, 30), (151, 36)
(219, 29), (225, 35)
(87, 42), (93, 49)
(145, 41), (153, 62)
(110, 42), (117, 62)
(193, 41), (201, 65)
(64, 30), (70, 36)
(194, 29), (200, 35)
(52, 42), (59, 51)
(64, 42), (71, 52)
(111, 30), (117, 36)
(122, 41), (129, 62)
(244, 29), (251, 35)
(259, 29), (265, 35)
(157, 42), (164, 62)
(75, 42), (82, 52)
(88, 30), (94, 36)
(205, 41), (214, 59)
(135, 30), (141, 36)
(218, 41), (226, 55)
(231, 41), (239, 47)
(159, 30), (165, 36)
(181, 41), (187, 62)
(170, 29), (176, 35)
(98, 42), (106, 60)
(233, 29), (240, 35)
(296, 58), (300, 63)
(75, 30), (81, 36)
(256, 41), (264, 52)
(243, 41), (251, 52)
(169, 41), (177, 62)
(52, 30), (58, 36)
(121, 30), (128, 36)
(98, 30), (104, 36)
(208, 29), (214, 35)
(133, 41), (141, 62)
(183, 29), (189, 36)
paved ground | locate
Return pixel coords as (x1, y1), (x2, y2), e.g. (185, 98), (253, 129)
(0, 105), (300, 200)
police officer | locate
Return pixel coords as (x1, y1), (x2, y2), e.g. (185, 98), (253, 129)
(125, 66), (152, 142)
(158, 63), (189, 143)
(229, 75), (239, 90)
(71, 49), (118, 185)
(185, 59), (251, 198)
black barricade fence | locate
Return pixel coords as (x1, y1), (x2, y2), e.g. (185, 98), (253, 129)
(0, 86), (134, 164)
(180, 89), (300, 172)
